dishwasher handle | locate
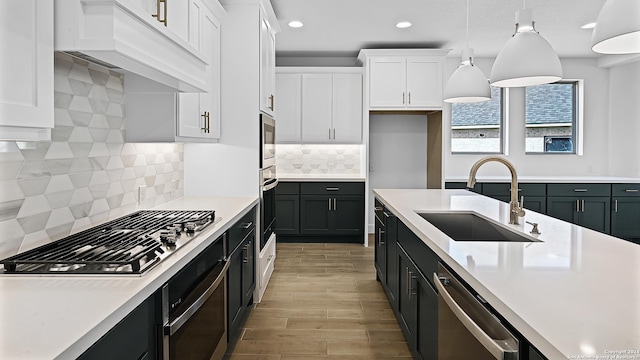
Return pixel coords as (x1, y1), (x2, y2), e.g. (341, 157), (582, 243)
(433, 272), (518, 360)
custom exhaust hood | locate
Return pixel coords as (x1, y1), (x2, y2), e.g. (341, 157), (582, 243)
(54, 0), (209, 93)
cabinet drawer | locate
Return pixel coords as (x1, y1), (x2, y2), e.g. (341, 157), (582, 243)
(276, 182), (299, 195)
(228, 208), (256, 255)
(612, 183), (640, 197)
(482, 183), (546, 197)
(547, 184), (611, 197)
(301, 182), (364, 195)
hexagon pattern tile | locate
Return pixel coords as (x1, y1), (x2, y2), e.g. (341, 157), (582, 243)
(276, 144), (362, 175)
(0, 53), (184, 259)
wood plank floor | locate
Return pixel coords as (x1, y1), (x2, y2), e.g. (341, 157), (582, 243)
(226, 242), (412, 359)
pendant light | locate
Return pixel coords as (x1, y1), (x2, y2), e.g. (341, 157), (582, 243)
(444, 0), (491, 103)
(591, 0), (640, 54)
(490, 3), (562, 88)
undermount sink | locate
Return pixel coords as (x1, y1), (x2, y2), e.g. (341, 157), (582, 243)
(418, 212), (539, 242)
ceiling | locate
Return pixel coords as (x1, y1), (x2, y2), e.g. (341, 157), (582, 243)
(271, 0), (608, 59)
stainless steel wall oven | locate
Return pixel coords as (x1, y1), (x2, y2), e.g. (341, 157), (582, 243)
(260, 113), (275, 169)
(161, 236), (228, 360)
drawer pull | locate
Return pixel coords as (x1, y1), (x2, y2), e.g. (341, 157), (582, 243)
(242, 222), (253, 229)
(508, 188), (522, 192)
(374, 206), (383, 211)
(326, 187), (340, 191)
(574, 189), (588, 192)
(625, 189), (639, 193)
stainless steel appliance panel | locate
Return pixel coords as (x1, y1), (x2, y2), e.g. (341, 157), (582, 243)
(259, 165), (277, 250)
(162, 238), (228, 360)
(260, 113), (276, 169)
(434, 264), (519, 360)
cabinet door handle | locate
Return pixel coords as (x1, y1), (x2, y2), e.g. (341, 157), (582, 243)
(405, 267), (410, 295)
(333, 198), (336, 211)
(581, 199), (585, 213)
(333, 128), (336, 140)
(378, 229), (385, 245)
(328, 198), (332, 211)
(329, 128), (331, 140)
(201, 112), (208, 133)
(269, 94), (274, 111)
(614, 199), (618, 213)
(152, 0), (167, 26)
(576, 199), (580, 212)
(402, 92), (405, 104)
(408, 92), (411, 105)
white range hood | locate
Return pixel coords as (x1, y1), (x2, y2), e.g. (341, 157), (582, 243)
(54, 0), (209, 93)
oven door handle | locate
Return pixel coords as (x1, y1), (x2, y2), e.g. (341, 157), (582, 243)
(165, 259), (230, 336)
(262, 178), (279, 192)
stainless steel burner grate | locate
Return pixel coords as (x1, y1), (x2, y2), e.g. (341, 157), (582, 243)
(1, 210), (215, 275)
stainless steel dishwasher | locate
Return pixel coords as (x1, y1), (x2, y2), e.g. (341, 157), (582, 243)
(434, 264), (519, 360)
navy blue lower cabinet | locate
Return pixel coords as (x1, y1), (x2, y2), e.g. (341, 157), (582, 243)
(397, 243), (438, 360)
(228, 227), (256, 342)
(385, 212), (399, 310)
(611, 197), (640, 244)
(416, 271), (438, 360)
(77, 292), (159, 360)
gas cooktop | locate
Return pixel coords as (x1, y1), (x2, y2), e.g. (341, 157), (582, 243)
(1, 210), (217, 275)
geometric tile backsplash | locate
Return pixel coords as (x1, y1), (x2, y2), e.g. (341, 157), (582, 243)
(275, 144), (363, 175)
(0, 53), (184, 260)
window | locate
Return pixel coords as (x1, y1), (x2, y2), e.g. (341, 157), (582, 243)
(451, 86), (504, 154)
(525, 81), (582, 154)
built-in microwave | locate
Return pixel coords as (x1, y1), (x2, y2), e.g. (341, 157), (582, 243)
(260, 113), (275, 169)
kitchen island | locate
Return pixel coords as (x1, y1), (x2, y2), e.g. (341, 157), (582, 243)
(0, 196), (258, 360)
(374, 188), (640, 359)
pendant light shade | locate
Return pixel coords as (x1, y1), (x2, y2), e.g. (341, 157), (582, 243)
(444, 49), (491, 103)
(490, 9), (563, 88)
(591, 0), (640, 54)
(443, 0), (491, 103)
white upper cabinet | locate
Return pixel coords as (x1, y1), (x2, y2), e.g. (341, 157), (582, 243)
(0, 0), (54, 141)
(276, 68), (363, 144)
(260, 10), (277, 117)
(176, 3), (221, 139)
(332, 74), (363, 143)
(368, 58), (406, 108)
(358, 49), (450, 111)
(275, 74), (301, 143)
(302, 74), (333, 143)
(125, 0), (223, 142)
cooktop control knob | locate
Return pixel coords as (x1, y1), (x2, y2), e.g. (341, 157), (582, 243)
(185, 222), (196, 234)
(166, 234), (177, 246)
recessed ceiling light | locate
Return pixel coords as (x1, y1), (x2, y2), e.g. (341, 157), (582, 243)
(581, 22), (596, 29)
(396, 21), (412, 29)
(288, 20), (304, 28)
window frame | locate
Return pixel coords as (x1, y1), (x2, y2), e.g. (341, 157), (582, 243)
(450, 86), (507, 155)
(524, 79), (584, 155)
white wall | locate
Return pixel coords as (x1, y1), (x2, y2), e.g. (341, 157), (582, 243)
(443, 57), (612, 178)
(368, 113), (428, 229)
(608, 61), (640, 177)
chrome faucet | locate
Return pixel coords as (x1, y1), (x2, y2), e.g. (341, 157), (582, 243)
(467, 156), (525, 225)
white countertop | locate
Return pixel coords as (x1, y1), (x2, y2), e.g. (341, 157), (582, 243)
(446, 175), (640, 183)
(0, 196), (258, 360)
(373, 189), (640, 359)
(278, 173), (365, 182)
